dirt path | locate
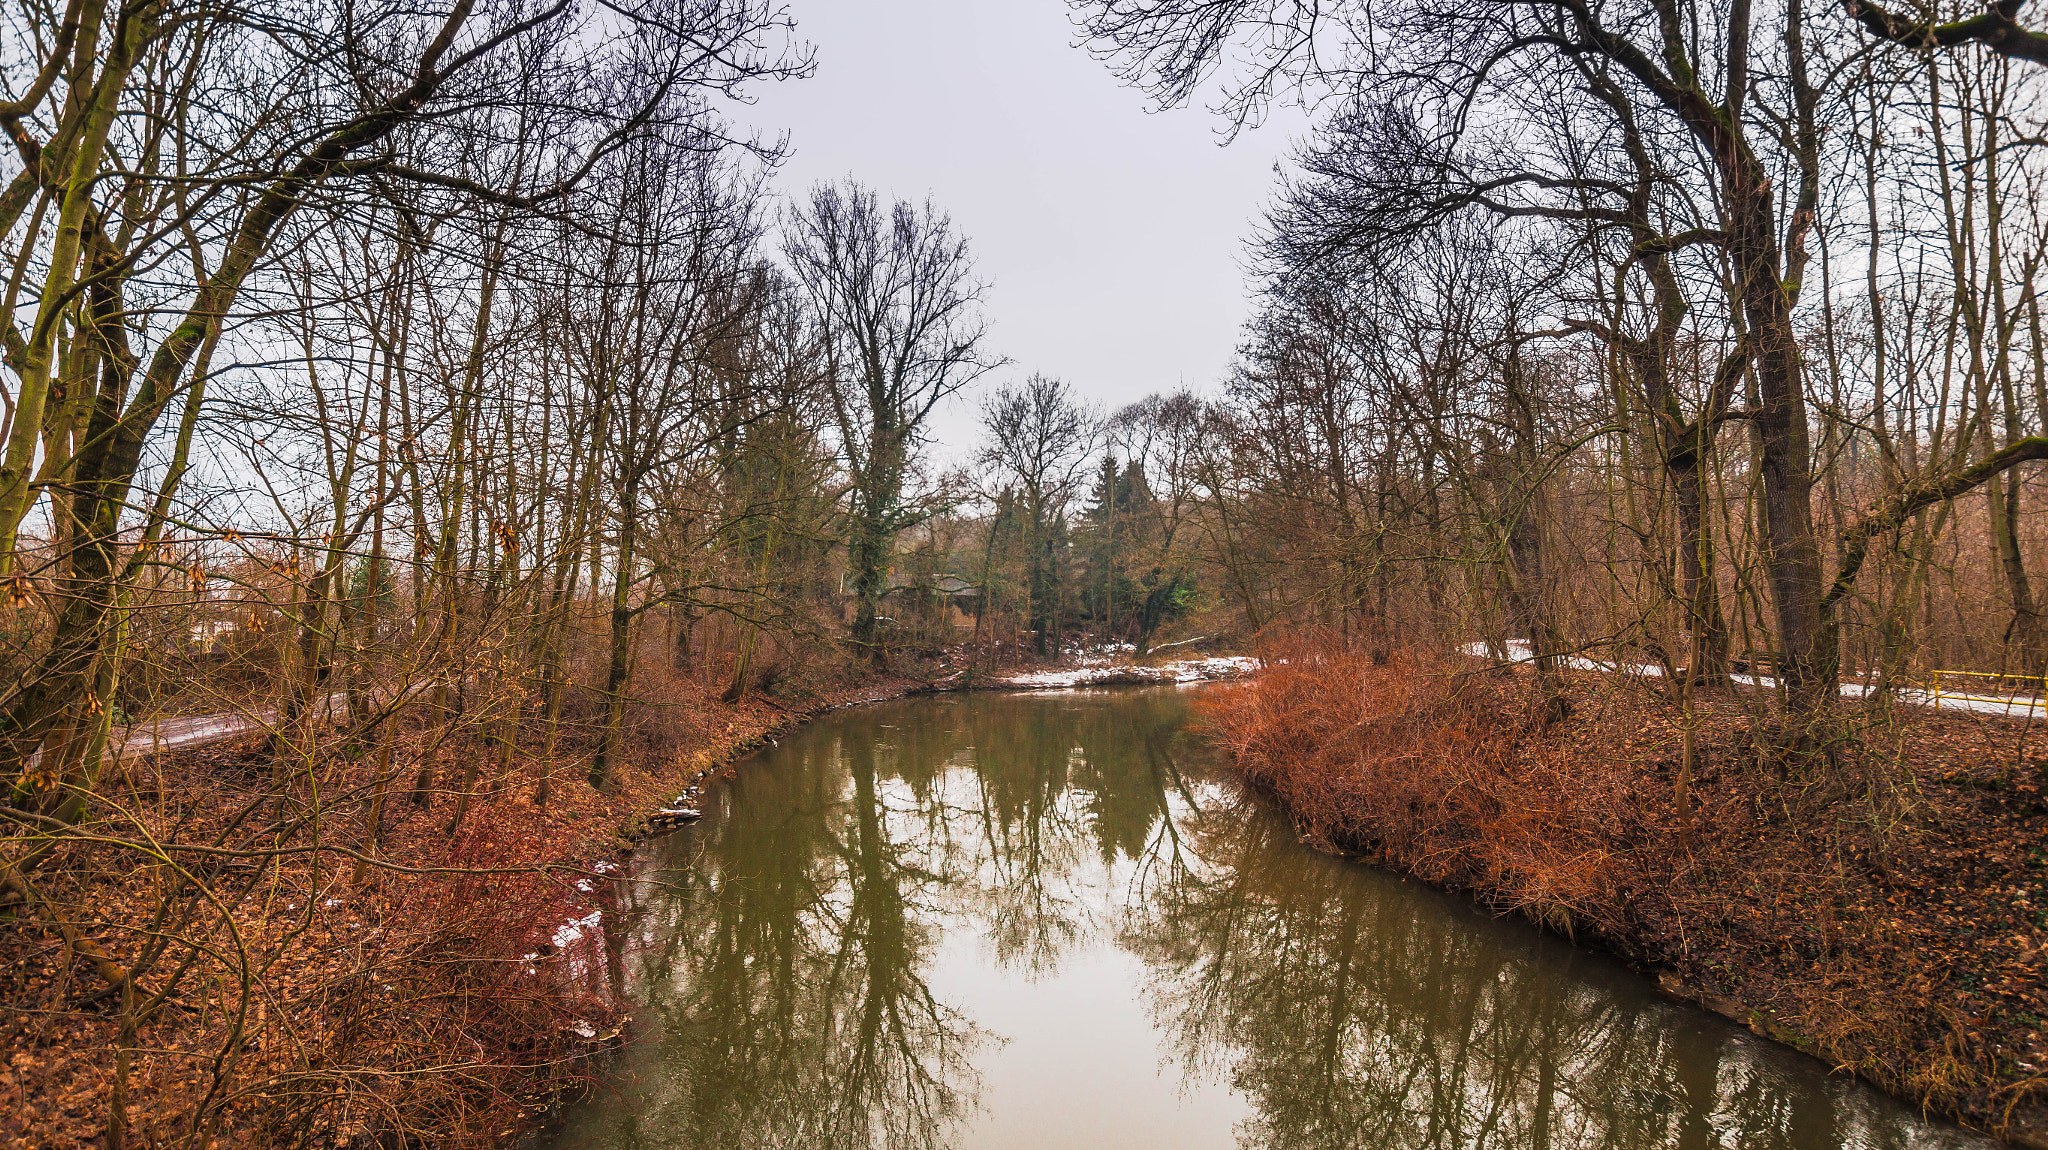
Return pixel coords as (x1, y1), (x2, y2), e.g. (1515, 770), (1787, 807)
(108, 707), (301, 758)
(104, 679), (454, 760)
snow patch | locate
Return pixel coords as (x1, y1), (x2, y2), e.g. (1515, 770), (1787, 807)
(991, 655), (1260, 690)
(1461, 640), (2047, 718)
(552, 910), (602, 949)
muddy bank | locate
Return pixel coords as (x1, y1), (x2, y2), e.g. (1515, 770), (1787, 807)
(1198, 648), (2048, 1148)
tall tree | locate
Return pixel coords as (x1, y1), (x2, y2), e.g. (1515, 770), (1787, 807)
(0, 0), (809, 805)
(785, 182), (995, 665)
(978, 376), (1097, 655)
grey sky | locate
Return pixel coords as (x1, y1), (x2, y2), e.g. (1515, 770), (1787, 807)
(737, 0), (1307, 460)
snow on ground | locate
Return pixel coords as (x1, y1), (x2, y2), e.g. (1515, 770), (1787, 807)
(1461, 640), (2046, 719)
(551, 909), (603, 949)
(990, 655), (1261, 690)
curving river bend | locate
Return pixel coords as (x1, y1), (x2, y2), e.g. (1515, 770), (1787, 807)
(543, 686), (1988, 1150)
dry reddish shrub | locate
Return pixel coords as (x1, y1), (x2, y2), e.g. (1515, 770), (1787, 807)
(337, 815), (627, 1144)
(1200, 635), (1639, 937)
(2, 682), (838, 1150)
(1197, 631), (2048, 1144)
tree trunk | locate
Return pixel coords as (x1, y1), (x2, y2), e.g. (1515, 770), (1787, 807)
(591, 472), (640, 790)
(848, 489), (891, 668)
(1989, 468), (2045, 673)
(1728, 173), (1830, 712)
(1672, 455), (1733, 685)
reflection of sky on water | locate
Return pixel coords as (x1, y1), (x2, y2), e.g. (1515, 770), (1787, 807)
(544, 689), (1989, 1150)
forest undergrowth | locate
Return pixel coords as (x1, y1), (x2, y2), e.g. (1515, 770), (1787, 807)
(1200, 639), (2048, 1146)
(0, 667), (929, 1150)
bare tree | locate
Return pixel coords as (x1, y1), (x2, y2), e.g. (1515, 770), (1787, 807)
(0, 0), (810, 806)
(978, 375), (1097, 655)
(1076, 0), (2048, 726)
(786, 181), (997, 665)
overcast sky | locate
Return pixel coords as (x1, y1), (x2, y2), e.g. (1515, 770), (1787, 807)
(735, 0), (1308, 460)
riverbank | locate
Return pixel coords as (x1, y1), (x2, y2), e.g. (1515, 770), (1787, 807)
(1, 649), (1262, 1150)
(1199, 646), (2048, 1147)
(0, 669), (938, 1150)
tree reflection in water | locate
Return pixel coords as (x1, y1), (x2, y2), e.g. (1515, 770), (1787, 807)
(547, 689), (1985, 1150)
(1123, 788), (1990, 1150)
(548, 718), (983, 1150)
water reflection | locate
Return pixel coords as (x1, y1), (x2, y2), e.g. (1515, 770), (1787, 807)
(559, 723), (980, 1149)
(1126, 788), (1968, 1150)
(546, 689), (1983, 1150)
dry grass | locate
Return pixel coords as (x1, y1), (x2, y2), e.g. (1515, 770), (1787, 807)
(1200, 638), (1636, 936)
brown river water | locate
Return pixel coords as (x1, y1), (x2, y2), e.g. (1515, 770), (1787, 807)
(541, 686), (1989, 1150)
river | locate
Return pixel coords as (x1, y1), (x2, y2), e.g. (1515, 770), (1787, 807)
(541, 686), (1988, 1150)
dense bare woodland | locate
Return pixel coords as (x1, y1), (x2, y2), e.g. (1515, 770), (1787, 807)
(1076, 0), (2048, 708)
(2, 0), (2048, 1145)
